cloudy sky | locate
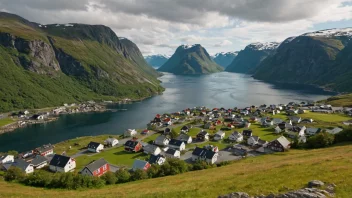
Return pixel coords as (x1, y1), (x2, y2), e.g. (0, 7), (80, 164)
(1, 0), (352, 56)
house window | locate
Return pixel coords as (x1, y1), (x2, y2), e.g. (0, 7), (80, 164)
(103, 165), (107, 171)
(96, 169), (100, 174)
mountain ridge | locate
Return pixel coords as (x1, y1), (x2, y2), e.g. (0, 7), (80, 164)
(212, 51), (238, 68)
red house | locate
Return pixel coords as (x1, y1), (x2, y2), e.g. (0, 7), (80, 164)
(124, 140), (142, 152)
(132, 159), (151, 171)
(80, 158), (110, 177)
(34, 144), (54, 156)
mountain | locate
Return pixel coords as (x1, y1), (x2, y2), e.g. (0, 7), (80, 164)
(253, 28), (352, 92)
(0, 12), (163, 112)
(225, 42), (279, 73)
(212, 52), (238, 68)
(157, 44), (223, 75)
(145, 54), (169, 68)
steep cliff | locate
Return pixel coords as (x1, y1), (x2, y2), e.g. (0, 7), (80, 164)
(0, 12), (163, 112)
(225, 42), (279, 73)
(158, 44), (223, 75)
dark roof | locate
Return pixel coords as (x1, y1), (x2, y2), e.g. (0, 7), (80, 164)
(205, 150), (217, 159)
(164, 128), (171, 132)
(169, 139), (184, 146)
(181, 126), (189, 130)
(49, 154), (71, 168)
(192, 147), (207, 157)
(242, 130), (252, 136)
(124, 140), (140, 148)
(197, 131), (208, 136)
(176, 134), (191, 141)
(148, 154), (164, 164)
(166, 148), (178, 155)
(87, 142), (102, 149)
(83, 158), (108, 173)
(31, 155), (48, 166)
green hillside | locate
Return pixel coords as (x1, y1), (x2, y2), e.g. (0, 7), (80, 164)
(0, 144), (351, 197)
(158, 44), (223, 75)
(0, 12), (163, 112)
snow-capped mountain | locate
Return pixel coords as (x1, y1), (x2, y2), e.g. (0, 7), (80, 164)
(212, 51), (239, 68)
(246, 42), (280, 51)
(145, 54), (170, 68)
(301, 27), (352, 37)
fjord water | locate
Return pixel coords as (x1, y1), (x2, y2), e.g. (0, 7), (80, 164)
(0, 72), (334, 152)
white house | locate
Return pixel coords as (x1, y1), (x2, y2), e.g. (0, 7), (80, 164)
(214, 131), (225, 141)
(148, 154), (166, 165)
(274, 126), (282, 134)
(3, 159), (34, 174)
(49, 154), (76, 173)
(165, 149), (181, 158)
(143, 144), (162, 155)
(104, 138), (119, 147)
(176, 134), (192, 144)
(87, 142), (104, 153)
(124, 129), (137, 137)
(247, 136), (260, 146)
(154, 135), (170, 146)
(168, 139), (186, 151)
(191, 147), (218, 164)
(31, 155), (48, 169)
(0, 155), (14, 164)
(229, 131), (243, 142)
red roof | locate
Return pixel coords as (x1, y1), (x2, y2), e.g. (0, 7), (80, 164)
(156, 114), (161, 118)
(227, 123), (233, 127)
(164, 118), (171, 122)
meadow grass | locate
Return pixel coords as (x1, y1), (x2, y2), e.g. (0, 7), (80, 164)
(0, 117), (15, 127)
(0, 144), (351, 197)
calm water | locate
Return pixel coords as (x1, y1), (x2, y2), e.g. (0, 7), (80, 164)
(0, 72), (334, 152)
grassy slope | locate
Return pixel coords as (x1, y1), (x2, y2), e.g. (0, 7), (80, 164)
(0, 144), (351, 197)
(0, 117), (15, 127)
(320, 94), (352, 107)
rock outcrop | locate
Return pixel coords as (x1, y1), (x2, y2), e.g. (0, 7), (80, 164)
(219, 180), (335, 198)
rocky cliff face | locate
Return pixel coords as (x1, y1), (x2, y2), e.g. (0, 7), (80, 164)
(0, 32), (60, 75)
(158, 44), (223, 75)
(0, 12), (163, 112)
(252, 29), (350, 91)
(226, 42), (279, 73)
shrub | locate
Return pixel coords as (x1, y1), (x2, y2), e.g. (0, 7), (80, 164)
(147, 165), (161, 178)
(101, 172), (117, 185)
(130, 169), (148, 181)
(4, 167), (25, 182)
(334, 127), (352, 143)
(23, 170), (52, 187)
(306, 132), (335, 148)
(115, 169), (131, 183)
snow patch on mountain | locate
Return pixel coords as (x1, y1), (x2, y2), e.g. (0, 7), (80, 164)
(301, 28), (352, 37)
(247, 42), (280, 50)
(180, 44), (199, 49)
(214, 51), (239, 57)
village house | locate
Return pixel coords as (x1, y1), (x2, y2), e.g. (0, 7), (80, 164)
(267, 136), (291, 152)
(124, 129), (137, 137)
(87, 142), (104, 153)
(229, 131), (243, 142)
(163, 118), (172, 126)
(272, 118), (284, 125)
(80, 158), (110, 177)
(325, 127), (343, 135)
(34, 144), (54, 156)
(214, 131), (225, 141)
(191, 147), (218, 164)
(247, 136), (260, 146)
(31, 155), (48, 169)
(301, 118), (314, 123)
(165, 148), (181, 158)
(306, 128), (321, 136)
(176, 134), (192, 144)
(3, 159), (34, 174)
(132, 159), (151, 171)
(32, 114), (44, 120)
(0, 155), (14, 164)
(168, 139), (186, 151)
(124, 139), (142, 152)
(163, 127), (171, 135)
(196, 130), (209, 141)
(141, 129), (150, 135)
(180, 125), (190, 133)
(154, 135), (170, 146)
(288, 116), (302, 124)
(204, 122), (213, 129)
(49, 154), (76, 172)
(143, 144), (162, 155)
(148, 154), (166, 165)
(242, 129), (253, 139)
(275, 126), (282, 134)
(104, 138), (119, 147)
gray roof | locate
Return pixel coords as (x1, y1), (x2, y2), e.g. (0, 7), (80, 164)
(132, 159), (149, 170)
(250, 136), (260, 141)
(31, 155), (48, 166)
(11, 159), (32, 171)
(155, 135), (169, 142)
(166, 148), (178, 155)
(49, 154), (71, 168)
(143, 144), (160, 153)
(275, 136), (291, 148)
(83, 158), (108, 173)
(215, 131), (225, 136)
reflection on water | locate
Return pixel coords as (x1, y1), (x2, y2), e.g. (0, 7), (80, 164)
(0, 72), (334, 152)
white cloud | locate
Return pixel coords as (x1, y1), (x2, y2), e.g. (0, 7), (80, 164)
(214, 40), (233, 47)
